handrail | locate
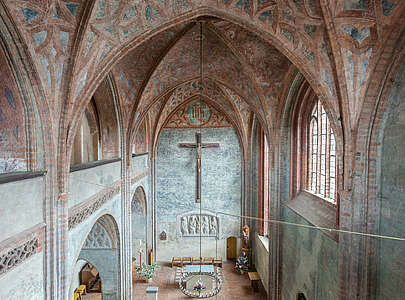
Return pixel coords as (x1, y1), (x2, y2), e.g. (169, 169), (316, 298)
(132, 152), (148, 157)
(0, 170), (46, 185)
(70, 158), (121, 172)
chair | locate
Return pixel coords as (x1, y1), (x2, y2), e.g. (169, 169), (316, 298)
(192, 257), (201, 265)
(203, 257), (214, 264)
(172, 257), (182, 267)
(182, 257), (192, 265)
(213, 257), (222, 267)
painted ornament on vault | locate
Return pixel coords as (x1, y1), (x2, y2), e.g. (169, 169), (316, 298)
(186, 100), (210, 125)
(165, 100), (231, 128)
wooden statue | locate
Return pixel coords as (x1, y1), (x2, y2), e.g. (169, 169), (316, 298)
(242, 225), (250, 249)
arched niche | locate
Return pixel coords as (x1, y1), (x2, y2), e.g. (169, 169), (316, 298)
(69, 76), (121, 167)
(73, 214), (120, 300)
(70, 99), (100, 166)
(131, 186), (147, 266)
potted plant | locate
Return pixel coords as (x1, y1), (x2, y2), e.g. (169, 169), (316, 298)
(193, 278), (206, 295)
(136, 263), (160, 283)
(235, 254), (249, 274)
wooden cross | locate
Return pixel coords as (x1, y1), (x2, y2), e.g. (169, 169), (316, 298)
(179, 133), (220, 203)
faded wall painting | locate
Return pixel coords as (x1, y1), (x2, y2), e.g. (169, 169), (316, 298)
(0, 47), (27, 173)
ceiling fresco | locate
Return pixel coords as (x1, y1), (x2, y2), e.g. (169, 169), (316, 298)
(1, 0), (404, 156)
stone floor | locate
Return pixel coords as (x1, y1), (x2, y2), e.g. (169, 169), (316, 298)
(82, 294), (101, 300)
(132, 261), (267, 299)
(81, 261), (267, 299)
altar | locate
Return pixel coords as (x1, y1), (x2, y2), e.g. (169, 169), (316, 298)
(184, 264), (214, 274)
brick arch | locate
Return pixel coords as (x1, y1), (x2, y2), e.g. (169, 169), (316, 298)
(70, 213), (121, 300)
(277, 72), (345, 196)
(131, 185), (147, 216)
(61, 72), (124, 194)
(332, 18), (405, 298)
(63, 8), (333, 166)
(144, 78), (248, 155)
(0, 5), (58, 298)
(0, 6), (53, 174)
(70, 6), (330, 118)
(345, 30), (405, 300)
(152, 94), (246, 161)
(129, 77), (260, 151)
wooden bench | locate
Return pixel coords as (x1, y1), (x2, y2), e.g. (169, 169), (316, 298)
(192, 257), (201, 265)
(202, 257), (214, 264)
(171, 256), (222, 267)
(213, 258), (222, 267)
(172, 257), (182, 267)
(248, 272), (261, 292)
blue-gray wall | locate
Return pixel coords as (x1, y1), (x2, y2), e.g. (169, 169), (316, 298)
(376, 59), (405, 300)
(280, 206), (338, 299)
(156, 128), (241, 261)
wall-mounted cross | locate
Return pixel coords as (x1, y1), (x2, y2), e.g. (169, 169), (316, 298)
(179, 133), (220, 203)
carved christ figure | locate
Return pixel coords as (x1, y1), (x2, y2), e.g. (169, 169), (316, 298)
(179, 133), (219, 203)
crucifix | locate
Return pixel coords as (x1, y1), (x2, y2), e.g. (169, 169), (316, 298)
(179, 133), (220, 203)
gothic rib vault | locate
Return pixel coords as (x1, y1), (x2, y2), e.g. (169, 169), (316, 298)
(0, 0), (404, 299)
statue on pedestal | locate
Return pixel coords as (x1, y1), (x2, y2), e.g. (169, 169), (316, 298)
(242, 225), (250, 249)
(241, 225), (250, 257)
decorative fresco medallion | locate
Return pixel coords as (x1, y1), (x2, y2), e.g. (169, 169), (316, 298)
(185, 100), (211, 125)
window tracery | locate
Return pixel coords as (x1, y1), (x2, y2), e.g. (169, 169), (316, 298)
(307, 101), (336, 203)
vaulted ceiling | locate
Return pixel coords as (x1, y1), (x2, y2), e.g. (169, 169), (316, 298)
(2, 0), (405, 160)
(111, 19), (293, 152)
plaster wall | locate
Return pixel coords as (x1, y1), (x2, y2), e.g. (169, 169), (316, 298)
(376, 59), (405, 300)
(156, 128), (241, 261)
(131, 154), (148, 175)
(280, 205), (338, 300)
(79, 249), (119, 299)
(0, 176), (44, 241)
(69, 160), (121, 208)
(0, 252), (44, 300)
(67, 194), (121, 299)
(67, 166), (149, 299)
(255, 234), (269, 294)
(130, 176), (150, 265)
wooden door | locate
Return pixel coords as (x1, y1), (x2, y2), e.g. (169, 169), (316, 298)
(226, 237), (237, 260)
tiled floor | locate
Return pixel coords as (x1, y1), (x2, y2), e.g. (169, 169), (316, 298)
(133, 261), (267, 300)
(81, 261), (267, 300)
(82, 294), (101, 300)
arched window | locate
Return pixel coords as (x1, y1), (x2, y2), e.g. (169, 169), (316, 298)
(306, 101), (336, 203)
(257, 123), (269, 236)
(70, 100), (100, 166)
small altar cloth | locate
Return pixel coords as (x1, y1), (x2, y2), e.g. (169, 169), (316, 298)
(184, 264), (214, 274)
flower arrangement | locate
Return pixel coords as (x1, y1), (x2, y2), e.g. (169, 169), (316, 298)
(136, 263), (160, 280)
(235, 254), (249, 273)
(193, 278), (207, 293)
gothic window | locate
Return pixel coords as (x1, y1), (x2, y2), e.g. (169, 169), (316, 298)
(306, 101), (336, 203)
(257, 124), (270, 235)
(71, 99), (100, 166)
